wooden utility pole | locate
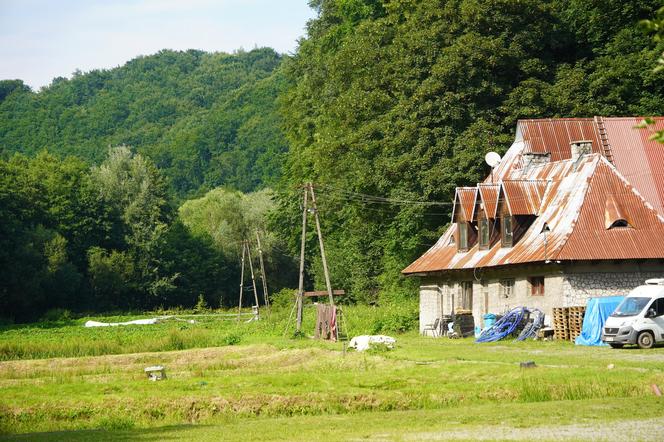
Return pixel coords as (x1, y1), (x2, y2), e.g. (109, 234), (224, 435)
(237, 241), (246, 320)
(255, 230), (270, 309)
(245, 240), (260, 317)
(308, 183), (335, 307)
(296, 185), (309, 332)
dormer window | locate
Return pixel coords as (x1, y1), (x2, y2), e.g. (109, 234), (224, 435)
(502, 215), (513, 247)
(479, 217), (490, 249)
(608, 219), (631, 229)
(458, 223), (469, 251)
(605, 194), (632, 230)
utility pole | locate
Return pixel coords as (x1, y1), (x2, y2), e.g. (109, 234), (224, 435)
(308, 183), (335, 307)
(245, 240), (260, 317)
(255, 230), (270, 309)
(237, 241), (246, 320)
(296, 185), (309, 332)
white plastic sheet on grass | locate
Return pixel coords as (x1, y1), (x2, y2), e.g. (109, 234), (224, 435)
(348, 335), (396, 351)
(84, 316), (195, 327)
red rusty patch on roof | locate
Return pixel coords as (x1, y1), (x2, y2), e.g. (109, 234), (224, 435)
(500, 180), (549, 216)
(602, 117), (664, 215)
(452, 187), (478, 222)
(518, 118), (604, 161)
(477, 184), (500, 218)
(604, 194), (631, 229)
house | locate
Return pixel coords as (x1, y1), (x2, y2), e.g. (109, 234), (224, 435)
(402, 117), (664, 334)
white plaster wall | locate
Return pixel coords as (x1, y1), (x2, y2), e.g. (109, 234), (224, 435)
(419, 284), (442, 335)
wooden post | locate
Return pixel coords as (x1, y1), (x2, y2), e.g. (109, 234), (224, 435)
(296, 186), (309, 332)
(237, 241), (246, 320)
(246, 240), (260, 318)
(255, 229), (270, 309)
(308, 183), (334, 307)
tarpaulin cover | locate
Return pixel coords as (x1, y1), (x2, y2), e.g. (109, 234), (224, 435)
(575, 296), (624, 346)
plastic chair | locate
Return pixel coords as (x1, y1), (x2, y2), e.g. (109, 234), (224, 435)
(422, 318), (440, 337)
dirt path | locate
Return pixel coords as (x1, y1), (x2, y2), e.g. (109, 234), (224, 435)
(404, 417), (664, 441)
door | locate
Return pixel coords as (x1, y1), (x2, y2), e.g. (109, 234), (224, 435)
(649, 297), (664, 342)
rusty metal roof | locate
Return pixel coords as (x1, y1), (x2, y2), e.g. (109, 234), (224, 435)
(477, 184), (499, 218)
(403, 116), (664, 274)
(518, 118), (604, 161)
(500, 180), (549, 216)
(451, 187), (478, 222)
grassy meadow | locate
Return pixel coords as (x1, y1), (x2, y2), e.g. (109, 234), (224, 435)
(1, 305), (663, 440)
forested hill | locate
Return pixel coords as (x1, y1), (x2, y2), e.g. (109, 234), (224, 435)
(0, 47), (288, 197)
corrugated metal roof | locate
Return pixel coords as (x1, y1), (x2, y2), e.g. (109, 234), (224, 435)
(518, 118), (604, 161)
(477, 184), (499, 218)
(501, 180), (549, 215)
(602, 117), (664, 215)
(604, 194), (630, 229)
(403, 116), (664, 274)
(452, 187), (478, 222)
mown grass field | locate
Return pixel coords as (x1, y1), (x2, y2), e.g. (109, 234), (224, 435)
(1, 307), (663, 441)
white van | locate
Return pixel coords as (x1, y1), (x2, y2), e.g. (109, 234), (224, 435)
(602, 279), (664, 349)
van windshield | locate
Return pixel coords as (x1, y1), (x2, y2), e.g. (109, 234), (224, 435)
(612, 297), (651, 317)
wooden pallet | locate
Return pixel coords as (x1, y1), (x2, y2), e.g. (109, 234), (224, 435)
(552, 306), (586, 341)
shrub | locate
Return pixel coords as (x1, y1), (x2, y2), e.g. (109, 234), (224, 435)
(194, 294), (209, 313)
(41, 308), (72, 322)
(270, 288), (297, 310)
(223, 332), (242, 346)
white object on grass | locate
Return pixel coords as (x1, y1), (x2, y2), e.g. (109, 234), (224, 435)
(84, 316), (195, 327)
(144, 365), (166, 381)
(348, 335), (396, 352)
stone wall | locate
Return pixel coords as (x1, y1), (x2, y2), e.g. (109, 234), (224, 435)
(562, 263), (664, 306)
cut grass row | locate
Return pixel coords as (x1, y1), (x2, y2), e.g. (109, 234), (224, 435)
(1, 335), (663, 435)
(5, 398), (664, 441)
(0, 303), (417, 361)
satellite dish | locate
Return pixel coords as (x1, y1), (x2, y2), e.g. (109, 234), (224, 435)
(485, 152), (501, 167)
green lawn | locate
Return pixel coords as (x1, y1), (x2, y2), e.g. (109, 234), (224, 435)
(1, 312), (663, 440)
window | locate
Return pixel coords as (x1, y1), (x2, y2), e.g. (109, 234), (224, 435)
(479, 217), (490, 249)
(500, 278), (515, 298)
(651, 298), (664, 317)
(502, 215), (513, 247)
(461, 281), (473, 310)
(529, 276), (545, 296)
(608, 219), (631, 229)
(458, 223), (469, 251)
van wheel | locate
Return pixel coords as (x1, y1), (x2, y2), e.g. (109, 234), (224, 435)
(637, 331), (655, 349)
(609, 343), (624, 349)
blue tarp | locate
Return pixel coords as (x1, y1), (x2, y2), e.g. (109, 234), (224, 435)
(575, 296), (624, 346)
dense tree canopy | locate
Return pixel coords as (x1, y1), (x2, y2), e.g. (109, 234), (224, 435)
(275, 0), (664, 303)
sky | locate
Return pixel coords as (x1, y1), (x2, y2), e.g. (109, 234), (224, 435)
(0, 0), (316, 90)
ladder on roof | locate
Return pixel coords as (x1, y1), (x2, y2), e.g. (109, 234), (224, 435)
(594, 116), (614, 165)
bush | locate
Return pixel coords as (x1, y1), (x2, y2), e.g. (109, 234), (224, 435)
(270, 288), (297, 310)
(194, 294), (209, 313)
(41, 308), (72, 322)
(370, 303), (418, 334)
(223, 332), (242, 346)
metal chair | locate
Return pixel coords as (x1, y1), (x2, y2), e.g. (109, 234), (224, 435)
(422, 317), (440, 337)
